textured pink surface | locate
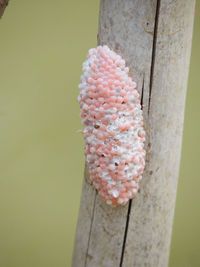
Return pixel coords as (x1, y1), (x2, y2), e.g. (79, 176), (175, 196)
(78, 46), (145, 206)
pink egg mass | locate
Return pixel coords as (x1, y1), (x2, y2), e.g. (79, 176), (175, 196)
(78, 45), (146, 207)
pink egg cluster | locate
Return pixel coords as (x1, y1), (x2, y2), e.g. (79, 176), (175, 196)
(78, 45), (145, 206)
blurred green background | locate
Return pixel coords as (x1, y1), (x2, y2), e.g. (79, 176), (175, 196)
(0, 1), (199, 266)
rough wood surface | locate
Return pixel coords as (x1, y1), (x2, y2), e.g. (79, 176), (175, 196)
(72, 0), (195, 266)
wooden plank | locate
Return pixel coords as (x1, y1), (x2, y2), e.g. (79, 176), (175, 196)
(72, 0), (195, 266)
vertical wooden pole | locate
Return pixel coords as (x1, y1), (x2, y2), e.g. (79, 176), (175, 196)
(72, 0), (196, 266)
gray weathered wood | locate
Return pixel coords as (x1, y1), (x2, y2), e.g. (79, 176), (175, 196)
(72, 0), (195, 266)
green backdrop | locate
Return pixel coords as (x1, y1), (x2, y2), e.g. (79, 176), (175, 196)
(0, 1), (199, 266)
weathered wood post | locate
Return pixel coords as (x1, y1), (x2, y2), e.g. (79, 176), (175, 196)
(72, 0), (196, 266)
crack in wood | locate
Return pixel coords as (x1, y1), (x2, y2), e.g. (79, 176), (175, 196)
(119, 199), (132, 267)
(141, 75), (145, 109)
(148, 0), (161, 115)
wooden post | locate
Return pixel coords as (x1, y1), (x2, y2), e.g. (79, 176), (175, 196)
(72, 0), (196, 266)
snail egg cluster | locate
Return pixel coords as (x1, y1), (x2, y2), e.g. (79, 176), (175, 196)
(78, 45), (145, 207)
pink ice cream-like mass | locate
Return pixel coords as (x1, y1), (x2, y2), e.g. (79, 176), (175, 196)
(78, 45), (145, 207)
